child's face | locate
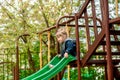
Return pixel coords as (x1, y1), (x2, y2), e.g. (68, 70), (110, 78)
(56, 34), (66, 44)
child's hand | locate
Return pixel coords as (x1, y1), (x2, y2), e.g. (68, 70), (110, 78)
(64, 53), (68, 58)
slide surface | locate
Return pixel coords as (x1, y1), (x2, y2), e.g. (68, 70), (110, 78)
(21, 55), (76, 80)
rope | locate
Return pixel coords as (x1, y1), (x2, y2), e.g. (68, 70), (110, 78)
(67, 65), (70, 80)
(65, 24), (70, 37)
(115, 0), (118, 17)
(39, 34), (42, 69)
(48, 31), (51, 62)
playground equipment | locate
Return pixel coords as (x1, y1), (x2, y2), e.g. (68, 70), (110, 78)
(1, 0), (119, 80)
(35, 0), (120, 79)
(21, 55), (76, 80)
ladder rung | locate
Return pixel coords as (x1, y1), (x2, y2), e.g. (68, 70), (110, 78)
(110, 30), (120, 35)
(109, 17), (120, 24)
(100, 41), (120, 45)
(93, 52), (120, 55)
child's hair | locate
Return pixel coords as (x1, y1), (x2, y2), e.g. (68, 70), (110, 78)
(56, 27), (67, 37)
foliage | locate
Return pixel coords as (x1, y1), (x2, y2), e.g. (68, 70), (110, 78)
(0, 0), (119, 80)
(63, 67), (105, 80)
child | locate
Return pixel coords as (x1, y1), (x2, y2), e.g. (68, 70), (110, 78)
(56, 27), (76, 58)
(49, 27), (76, 68)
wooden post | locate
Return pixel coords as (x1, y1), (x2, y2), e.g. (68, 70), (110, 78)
(75, 13), (81, 80)
(100, 0), (114, 80)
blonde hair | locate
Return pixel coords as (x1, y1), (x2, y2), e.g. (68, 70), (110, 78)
(56, 27), (67, 37)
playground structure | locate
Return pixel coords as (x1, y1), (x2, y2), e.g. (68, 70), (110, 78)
(0, 0), (120, 80)
(36, 0), (120, 79)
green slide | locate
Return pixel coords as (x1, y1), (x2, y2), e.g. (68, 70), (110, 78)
(22, 55), (76, 80)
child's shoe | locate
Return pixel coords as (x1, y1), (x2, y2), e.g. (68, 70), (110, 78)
(49, 64), (54, 68)
(57, 54), (62, 58)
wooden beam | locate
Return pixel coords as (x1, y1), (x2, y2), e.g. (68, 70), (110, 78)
(81, 29), (105, 66)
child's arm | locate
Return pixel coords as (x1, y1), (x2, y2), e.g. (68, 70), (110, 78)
(64, 40), (76, 57)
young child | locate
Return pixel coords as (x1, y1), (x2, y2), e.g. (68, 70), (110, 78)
(49, 27), (76, 68)
(56, 27), (76, 58)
